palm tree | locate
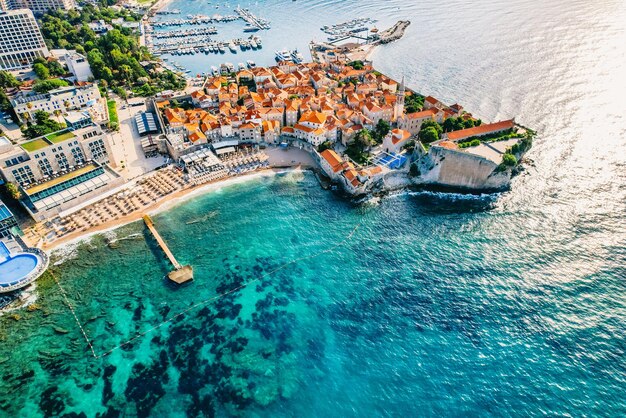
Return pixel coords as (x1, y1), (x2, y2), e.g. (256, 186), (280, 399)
(53, 109), (62, 124)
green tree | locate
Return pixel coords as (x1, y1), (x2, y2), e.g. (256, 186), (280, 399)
(502, 153), (517, 166)
(355, 129), (376, 152)
(317, 141), (332, 152)
(373, 119), (391, 143)
(418, 126), (439, 144)
(6, 182), (21, 200)
(33, 63), (50, 80)
(0, 70), (20, 88)
(23, 110), (63, 139)
(32, 78), (69, 93)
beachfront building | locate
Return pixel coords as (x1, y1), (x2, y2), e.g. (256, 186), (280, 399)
(0, 124), (120, 220)
(179, 148), (228, 185)
(0, 9), (49, 70)
(0, 199), (18, 238)
(11, 83), (102, 123)
(318, 149), (343, 180)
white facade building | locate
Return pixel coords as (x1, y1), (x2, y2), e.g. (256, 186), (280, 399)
(1, 0), (75, 14)
(12, 84), (101, 122)
(64, 51), (93, 82)
(0, 9), (49, 70)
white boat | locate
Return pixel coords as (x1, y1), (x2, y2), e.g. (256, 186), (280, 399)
(249, 39), (257, 49)
(228, 41), (237, 53)
(211, 65), (219, 76)
(246, 60), (256, 68)
(238, 62), (246, 70)
(291, 49), (304, 63)
(275, 49), (291, 61)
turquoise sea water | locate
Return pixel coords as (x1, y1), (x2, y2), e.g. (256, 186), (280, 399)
(2, 0), (626, 416)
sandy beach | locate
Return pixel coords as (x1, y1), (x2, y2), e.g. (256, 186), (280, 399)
(43, 147), (316, 253)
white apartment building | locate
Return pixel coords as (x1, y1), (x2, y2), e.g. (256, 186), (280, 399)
(12, 83), (101, 122)
(1, 0), (75, 14)
(64, 51), (93, 82)
(0, 9), (49, 70)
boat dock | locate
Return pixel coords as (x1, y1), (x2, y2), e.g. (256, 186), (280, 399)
(143, 215), (193, 285)
(235, 6), (271, 30)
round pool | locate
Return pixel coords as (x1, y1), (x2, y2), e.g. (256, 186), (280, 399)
(0, 254), (40, 285)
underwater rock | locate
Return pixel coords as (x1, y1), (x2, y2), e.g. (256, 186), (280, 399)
(39, 386), (66, 417)
(102, 365), (116, 404)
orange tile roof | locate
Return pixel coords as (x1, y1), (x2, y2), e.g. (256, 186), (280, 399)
(320, 149), (343, 173)
(390, 129), (411, 145)
(437, 141), (458, 150)
(299, 110), (327, 125)
(407, 108), (438, 120)
(446, 119), (514, 141)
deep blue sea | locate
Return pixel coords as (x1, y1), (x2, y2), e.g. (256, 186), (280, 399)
(1, 0), (625, 416)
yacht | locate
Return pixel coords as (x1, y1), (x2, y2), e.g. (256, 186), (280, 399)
(249, 38), (257, 49)
(228, 41), (237, 53)
(238, 62), (246, 71)
(275, 49), (290, 62)
(291, 49), (305, 63)
(246, 60), (256, 68)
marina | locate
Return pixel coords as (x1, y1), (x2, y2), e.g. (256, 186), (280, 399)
(234, 6), (271, 30)
(149, 35), (262, 56)
(321, 17), (378, 42)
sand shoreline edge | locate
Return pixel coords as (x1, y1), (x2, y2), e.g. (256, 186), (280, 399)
(44, 167), (308, 254)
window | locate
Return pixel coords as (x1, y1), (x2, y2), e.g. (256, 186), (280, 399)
(37, 158), (53, 176)
(12, 166), (35, 185)
(55, 152), (70, 170)
(88, 139), (108, 163)
(71, 147), (85, 165)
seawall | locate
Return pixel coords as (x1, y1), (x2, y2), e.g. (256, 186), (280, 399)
(416, 146), (511, 191)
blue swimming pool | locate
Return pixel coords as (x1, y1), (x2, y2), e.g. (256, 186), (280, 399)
(0, 253), (40, 285)
(0, 242), (9, 260)
(378, 154), (408, 169)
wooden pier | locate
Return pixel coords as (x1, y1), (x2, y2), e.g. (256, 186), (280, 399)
(143, 215), (193, 285)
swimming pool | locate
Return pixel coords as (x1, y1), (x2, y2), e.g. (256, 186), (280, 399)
(0, 241), (9, 260)
(0, 253), (40, 286)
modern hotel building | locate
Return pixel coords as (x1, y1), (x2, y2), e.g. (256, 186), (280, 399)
(0, 8), (49, 70)
(0, 124), (122, 220)
(0, 0), (75, 14)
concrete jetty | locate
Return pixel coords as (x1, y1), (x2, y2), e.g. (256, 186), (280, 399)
(143, 215), (193, 284)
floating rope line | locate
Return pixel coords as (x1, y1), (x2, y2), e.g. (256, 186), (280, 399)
(55, 219), (364, 360)
(51, 271), (98, 359)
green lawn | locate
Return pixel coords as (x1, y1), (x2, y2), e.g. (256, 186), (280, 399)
(20, 138), (50, 152)
(107, 100), (119, 126)
(46, 131), (76, 144)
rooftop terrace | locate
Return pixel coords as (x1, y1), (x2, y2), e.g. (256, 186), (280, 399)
(25, 163), (98, 195)
(19, 130), (77, 153)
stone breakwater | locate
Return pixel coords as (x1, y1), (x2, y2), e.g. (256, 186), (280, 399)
(377, 20), (411, 44)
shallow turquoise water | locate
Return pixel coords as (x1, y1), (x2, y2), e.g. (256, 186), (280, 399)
(0, 171), (624, 416)
(2, 0), (626, 415)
